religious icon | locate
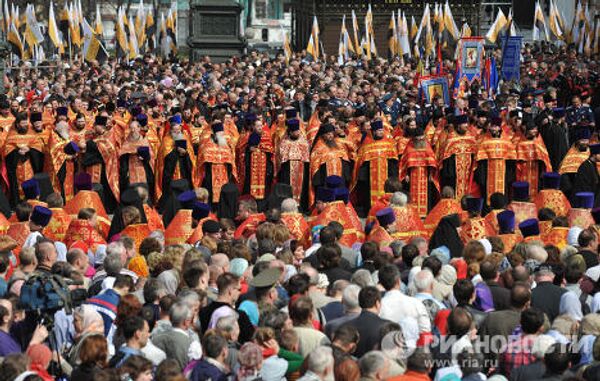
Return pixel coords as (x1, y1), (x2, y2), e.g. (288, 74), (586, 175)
(465, 47), (478, 68)
(428, 84), (443, 102)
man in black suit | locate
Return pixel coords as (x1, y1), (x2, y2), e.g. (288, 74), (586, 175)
(341, 286), (391, 357)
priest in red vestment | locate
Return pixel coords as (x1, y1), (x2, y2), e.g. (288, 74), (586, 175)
(496, 210), (521, 254)
(47, 121), (80, 202)
(155, 114), (197, 205)
(196, 121), (237, 207)
(309, 123), (353, 206)
(568, 192), (595, 229)
(559, 127), (590, 200)
(507, 182), (538, 226)
(473, 117), (517, 205)
(277, 119), (310, 211)
(64, 173), (111, 238)
(534, 172), (571, 217)
(280, 198), (311, 249)
(484, 193), (509, 235)
(351, 120), (398, 217)
(367, 208), (396, 247)
(438, 114), (478, 200)
(237, 119), (274, 211)
(310, 187), (362, 247)
(164, 190), (198, 245)
(460, 197), (494, 243)
(43, 193), (73, 242)
(399, 128), (440, 218)
(234, 197), (266, 239)
(3, 113), (45, 207)
(187, 202), (217, 245)
(64, 207), (107, 252)
(82, 115), (120, 213)
(519, 219), (541, 243)
(423, 187), (463, 235)
(515, 122), (552, 197)
(119, 116), (156, 203)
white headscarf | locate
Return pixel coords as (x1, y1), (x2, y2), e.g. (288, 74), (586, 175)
(559, 291), (583, 321)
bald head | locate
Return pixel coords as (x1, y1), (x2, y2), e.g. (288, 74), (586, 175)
(211, 253), (230, 273)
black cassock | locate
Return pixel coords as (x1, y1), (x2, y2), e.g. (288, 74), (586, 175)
(82, 140), (118, 213)
(354, 159), (398, 217)
(571, 159), (600, 207)
(56, 156), (79, 203)
(277, 161), (310, 212)
(119, 153), (156, 202)
(312, 160), (353, 192)
(159, 148), (194, 208)
(5, 146), (44, 207)
(540, 121), (568, 172)
(474, 159), (516, 212)
(440, 154), (474, 195)
(200, 162), (235, 209)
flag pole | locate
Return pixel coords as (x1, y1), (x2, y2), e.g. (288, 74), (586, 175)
(68, 28), (72, 65)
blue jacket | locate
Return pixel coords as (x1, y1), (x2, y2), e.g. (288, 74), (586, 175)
(190, 359), (229, 381)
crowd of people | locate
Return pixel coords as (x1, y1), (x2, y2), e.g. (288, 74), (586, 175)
(0, 41), (599, 381)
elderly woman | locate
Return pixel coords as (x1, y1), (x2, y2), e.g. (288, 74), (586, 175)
(236, 342), (264, 381)
(66, 305), (106, 367)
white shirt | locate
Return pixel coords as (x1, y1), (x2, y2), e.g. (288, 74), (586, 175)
(141, 341), (167, 366)
(380, 289), (432, 333)
(173, 327), (203, 360)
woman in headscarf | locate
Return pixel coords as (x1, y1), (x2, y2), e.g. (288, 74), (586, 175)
(432, 264), (457, 302)
(67, 305), (105, 367)
(428, 214), (464, 258)
(26, 344), (53, 381)
(559, 291), (584, 322)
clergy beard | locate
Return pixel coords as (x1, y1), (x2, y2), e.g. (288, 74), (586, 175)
(456, 127), (467, 136)
(289, 134), (299, 141)
(171, 132), (184, 141)
(577, 142), (589, 152)
(214, 133), (228, 147)
(490, 130), (501, 138)
(526, 133), (536, 140)
(56, 127), (69, 140)
(16, 125), (28, 134)
(129, 132), (141, 141)
(373, 134), (383, 140)
(325, 139), (338, 149)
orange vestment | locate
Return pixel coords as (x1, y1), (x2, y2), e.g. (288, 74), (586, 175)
(64, 219), (107, 252)
(234, 213), (266, 239)
(534, 189), (571, 217)
(399, 141), (440, 218)
(164, 210), (194, 245)
(351, 138), (398, 205)
(515, 136), (552, 197)
(43, 208), (73, 242)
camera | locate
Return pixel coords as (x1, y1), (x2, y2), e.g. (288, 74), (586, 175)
(19, 272), (88, 325)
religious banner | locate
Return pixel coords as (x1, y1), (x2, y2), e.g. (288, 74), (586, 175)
(501, 36), (522, 82)
(456, 37), (485, 84)
(419, 75), (450, 106)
